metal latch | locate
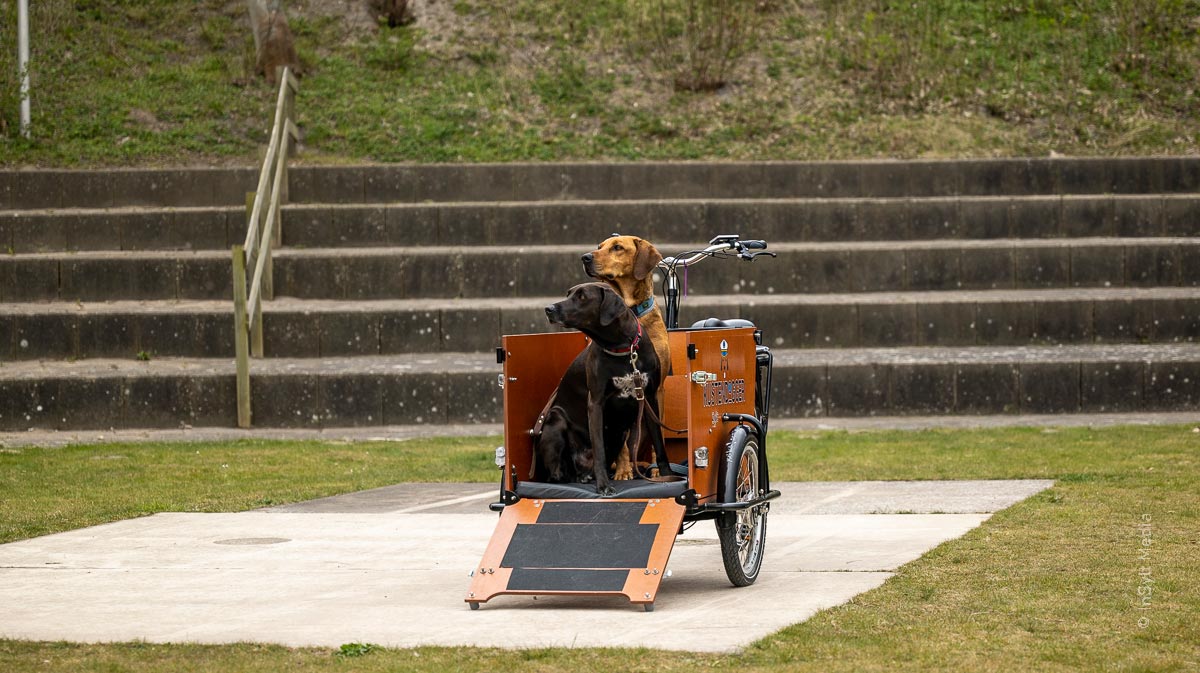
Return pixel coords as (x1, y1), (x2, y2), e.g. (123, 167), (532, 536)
(690, 371), (717, 384)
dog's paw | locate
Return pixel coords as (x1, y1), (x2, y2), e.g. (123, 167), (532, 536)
(649, 466), (661, 478)
(597, 484), (617, 497)
(612, 449), (633, 481)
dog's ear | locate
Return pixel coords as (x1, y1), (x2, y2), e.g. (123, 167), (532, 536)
(633, 238), (663, 281)
(599, 287), (628, 326)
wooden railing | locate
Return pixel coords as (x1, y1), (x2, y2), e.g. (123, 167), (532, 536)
(232, 67), (299, 428)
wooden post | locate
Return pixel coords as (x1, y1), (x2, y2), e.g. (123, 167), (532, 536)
(245, 191), (257, 246)
(244, 191), (258, 273)
(232, 245), (252, 428)
(245, 191), (264, 358)
(251, 295), (265, 358)
(280, 74), (296, 232)
(275, 148), (286, 246)
(251, 240), (265, 358)
(262, 205), (275, 303)
(262, 174), (275, 302)
(264, 134), (287, 303)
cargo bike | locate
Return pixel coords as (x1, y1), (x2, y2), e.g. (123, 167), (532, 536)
(467, 235), (780, 611)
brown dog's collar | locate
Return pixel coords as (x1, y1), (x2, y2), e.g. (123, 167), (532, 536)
(600, 321), (642, 357)
(632, 296), (655, 317)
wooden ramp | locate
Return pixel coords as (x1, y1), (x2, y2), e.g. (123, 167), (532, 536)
(466, 498), (686, 611)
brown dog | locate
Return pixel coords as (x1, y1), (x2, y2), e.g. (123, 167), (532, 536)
(581, 235), (670, 478)
(581, 235), (670, 377)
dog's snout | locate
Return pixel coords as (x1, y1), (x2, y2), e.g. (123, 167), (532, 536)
(581, 252), (598, 278)
(545, 304), (560, 321)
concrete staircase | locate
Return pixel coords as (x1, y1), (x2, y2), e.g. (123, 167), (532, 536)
(1, 159), (1198, 432)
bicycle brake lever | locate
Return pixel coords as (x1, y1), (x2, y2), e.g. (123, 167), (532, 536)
(741, 250), (777, 261)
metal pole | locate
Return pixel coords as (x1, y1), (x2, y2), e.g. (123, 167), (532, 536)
(18, 0), (31, 138)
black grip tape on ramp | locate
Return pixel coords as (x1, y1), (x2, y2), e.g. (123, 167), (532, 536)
(507, 568), (630, 592)
(501, 523), (658, 569)
(536, 501), (646, 524)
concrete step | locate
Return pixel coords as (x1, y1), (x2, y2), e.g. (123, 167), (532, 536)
(772, 344), (1200, 417)
(3, 288), (1198, 361)
(1, 206), (240, 253)
(4, 158), (1198, 210)
(280, 194), (1200, 248)
(287, 158), (1200, 203)
(1, 344), (1196, 431)
(0, 353), (500, 431)
(4, 239), (1197, 302)
(6, 195), (1197, 253)
(0, 168), (257, 210)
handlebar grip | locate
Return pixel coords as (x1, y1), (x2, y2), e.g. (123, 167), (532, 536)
(742, 240), (767, 249)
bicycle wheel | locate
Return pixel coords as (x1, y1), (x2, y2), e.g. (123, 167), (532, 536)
(716, 435), (767, 587)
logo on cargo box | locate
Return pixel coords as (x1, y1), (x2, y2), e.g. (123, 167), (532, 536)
(703, 378), (746, 407)
(719, 339), (729, 357)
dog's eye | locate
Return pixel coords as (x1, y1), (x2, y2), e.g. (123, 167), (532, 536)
(612, 244), (623, 252)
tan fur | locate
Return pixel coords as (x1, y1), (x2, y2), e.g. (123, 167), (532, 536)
(585, 236), (670, 377)
(612, 450), (634, 481)
(585, 236), (669, 478)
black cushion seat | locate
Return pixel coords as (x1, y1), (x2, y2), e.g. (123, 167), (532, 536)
(516, 478), (689, 500)
(689, 317), (756, 329)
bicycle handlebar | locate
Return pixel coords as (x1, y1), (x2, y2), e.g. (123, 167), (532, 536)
(657, 235), (776, 328)
(659, 235), (775, 270)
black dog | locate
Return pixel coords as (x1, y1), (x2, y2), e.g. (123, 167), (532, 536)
(538, 283), (671, 496)
(532, 402), (594, 484)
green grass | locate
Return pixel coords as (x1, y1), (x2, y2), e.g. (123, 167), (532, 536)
(0, 435), (497, 544)
(1, 0), (1197, 166)
(1, 424), (1198, 671)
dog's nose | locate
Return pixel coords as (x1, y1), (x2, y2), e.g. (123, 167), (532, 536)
(581, 253), (593, 264)
(545, 305), (558, 320)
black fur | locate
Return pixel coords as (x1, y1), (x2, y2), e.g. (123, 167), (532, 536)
(533, 404), (593, 484)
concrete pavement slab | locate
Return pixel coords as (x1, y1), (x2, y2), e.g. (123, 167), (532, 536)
(266, 480), (1054, 516)
(0, 480), (1052, 652)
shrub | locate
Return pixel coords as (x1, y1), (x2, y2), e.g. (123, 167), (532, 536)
(627, 0), (763, 92)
